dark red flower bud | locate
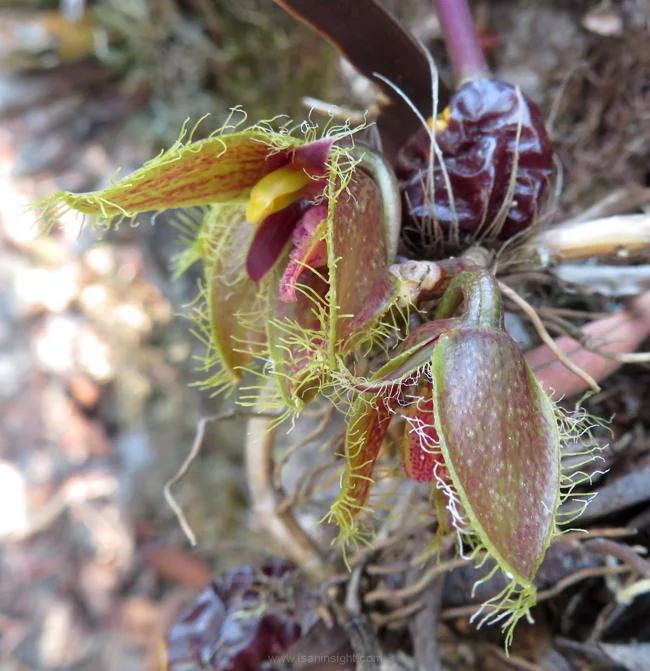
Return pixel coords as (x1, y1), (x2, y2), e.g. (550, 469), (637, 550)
(163, 560), (300, 671)
(397, 78), (554, 255)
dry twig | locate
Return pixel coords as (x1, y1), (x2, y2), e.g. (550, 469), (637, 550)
(371, 600), (425, 627)
(164, 409), (280, 546)
(365, 556), (473, 605)
(532, 214), (650, 262)
(583, 538), (650, 578)
(164, 414), (216, 546)
(526, 290), (650, 397)
(245, 392), (329, 584)
(480, 643), (547, 671)
(499, 280), (601, 392)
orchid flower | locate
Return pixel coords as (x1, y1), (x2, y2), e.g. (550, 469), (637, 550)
(38, 116), (403, 409)
(330, 268), (598, 643)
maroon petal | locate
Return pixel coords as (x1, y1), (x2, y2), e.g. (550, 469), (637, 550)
(331, 387), (398, 526)
(245, 201), (304, 282)
(293, 138), (334, 175)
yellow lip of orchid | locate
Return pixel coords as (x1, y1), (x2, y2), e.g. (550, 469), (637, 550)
(245, 165), (313, 225)
(427, 106), (452, 134)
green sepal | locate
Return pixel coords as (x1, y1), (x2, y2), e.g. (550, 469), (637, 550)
(431, 326), (562, 641)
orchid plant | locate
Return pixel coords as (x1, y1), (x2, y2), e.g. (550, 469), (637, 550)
(37, 0), (600, 649)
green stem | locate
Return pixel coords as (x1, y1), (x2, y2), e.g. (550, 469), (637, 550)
(435, 269), (503, 329)
(432, 0), (490, 82)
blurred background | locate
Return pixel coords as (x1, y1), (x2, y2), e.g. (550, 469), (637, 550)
(0, 1), (648, 669)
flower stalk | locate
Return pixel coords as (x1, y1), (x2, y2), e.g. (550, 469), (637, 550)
(432, 0), (490, 82)
(435, 269), (503, 329)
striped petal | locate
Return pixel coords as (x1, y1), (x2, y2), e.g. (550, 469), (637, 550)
(329, 167), (398, 348)
(202, 204), (266, 386)
(329, 320), (456, 534)
(37, 129), (299, 226)
(329, 389), (395, 536)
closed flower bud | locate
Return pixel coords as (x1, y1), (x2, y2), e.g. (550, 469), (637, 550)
(397, 78), (554, 257)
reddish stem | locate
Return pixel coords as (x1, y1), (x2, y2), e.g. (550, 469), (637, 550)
(432, 0), (490, 82)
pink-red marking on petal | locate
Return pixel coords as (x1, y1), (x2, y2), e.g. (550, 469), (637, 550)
(279, 204), (328, 303)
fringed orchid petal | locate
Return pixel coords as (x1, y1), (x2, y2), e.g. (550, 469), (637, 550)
(280, 205), (328, 303)
(203, 204), (267, 386)
(38, 130), (296, 226)
(329, 319), (455, 535)
(264, 160), (403, 410)
(329, 168), (398, 348)
(329, 390), (395, 539)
